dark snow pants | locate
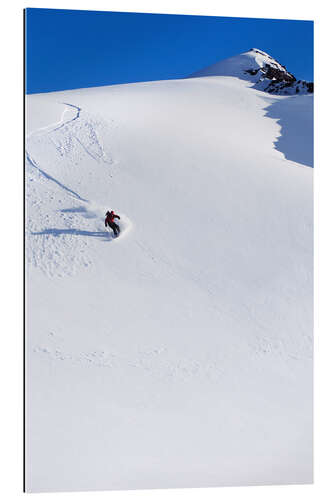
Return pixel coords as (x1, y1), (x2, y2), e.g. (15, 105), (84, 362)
(107, 221), (120, 236)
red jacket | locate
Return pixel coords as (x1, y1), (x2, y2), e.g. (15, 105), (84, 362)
(105, 211), (120, 226)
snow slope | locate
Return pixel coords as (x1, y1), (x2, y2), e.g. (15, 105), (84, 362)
(25, 69), (313, 492)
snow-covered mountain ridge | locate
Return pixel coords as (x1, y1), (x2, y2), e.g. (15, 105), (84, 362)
(190, 48), (313, 95)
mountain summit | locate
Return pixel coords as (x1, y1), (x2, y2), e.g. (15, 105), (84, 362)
(189, 48), (313, 95)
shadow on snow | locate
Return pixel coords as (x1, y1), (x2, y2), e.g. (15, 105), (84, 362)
(264, 95), (313, 168)
(60, 206), (96, 219)
(31, 228), (113, 240)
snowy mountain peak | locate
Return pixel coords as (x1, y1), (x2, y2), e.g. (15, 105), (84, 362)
(189, 48), (313, 96)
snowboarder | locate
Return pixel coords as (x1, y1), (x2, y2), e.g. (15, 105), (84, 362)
(105, 210), (121, 237)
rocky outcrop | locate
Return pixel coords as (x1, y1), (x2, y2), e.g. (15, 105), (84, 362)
(246, 49), (313, 95)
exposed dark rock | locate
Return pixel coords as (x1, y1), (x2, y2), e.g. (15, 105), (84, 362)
(306, 82), (314, 93)
(244, 57), (313, 96)
(262, 63), (296, 83)
(244, 68), (260, 76)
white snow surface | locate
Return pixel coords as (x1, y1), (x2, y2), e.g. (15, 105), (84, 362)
(25, 73), (313, 492)
(190, 48), (283, 78)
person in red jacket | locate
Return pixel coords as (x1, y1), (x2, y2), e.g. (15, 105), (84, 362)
(105, 210), (121, 236)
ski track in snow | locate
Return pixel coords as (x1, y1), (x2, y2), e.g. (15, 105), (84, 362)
(26, 151), (87, 202)
(32, 344), (227, 383)
(26, 101), (127, 277)
(33, 330), (310, 375)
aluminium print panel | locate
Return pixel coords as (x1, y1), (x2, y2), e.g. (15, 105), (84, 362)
(25, 8), (313, 493)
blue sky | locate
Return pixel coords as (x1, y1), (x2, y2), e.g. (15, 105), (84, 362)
(25, 8), (313, 94)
